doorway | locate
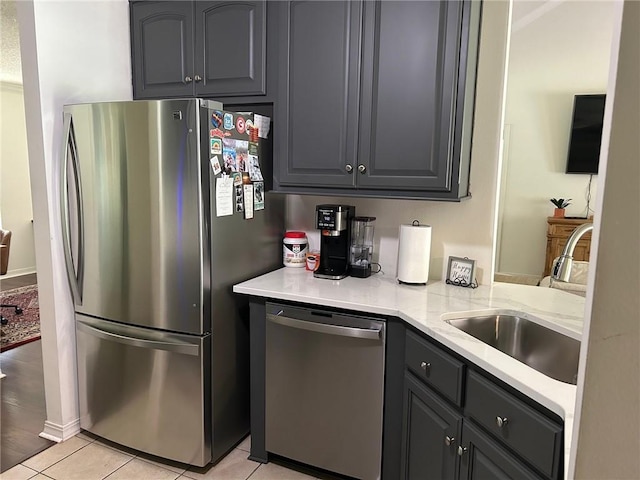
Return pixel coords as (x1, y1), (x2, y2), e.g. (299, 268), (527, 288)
(0, 0), (50, 472)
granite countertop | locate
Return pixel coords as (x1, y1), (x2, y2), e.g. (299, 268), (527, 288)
(234, 267), (586, 477)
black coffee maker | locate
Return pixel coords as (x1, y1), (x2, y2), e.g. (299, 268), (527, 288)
(314, 204), (355, 280)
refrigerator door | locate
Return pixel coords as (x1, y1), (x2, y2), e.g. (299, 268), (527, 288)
(61, 100), (218, 334)
(76, 314), (211, 466)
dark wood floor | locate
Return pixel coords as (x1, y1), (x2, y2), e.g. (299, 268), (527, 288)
(0, 273), (53, 473)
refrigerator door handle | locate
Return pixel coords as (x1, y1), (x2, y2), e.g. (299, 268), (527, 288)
(77, 319), (201, 356)
(60, 112), (84, 305)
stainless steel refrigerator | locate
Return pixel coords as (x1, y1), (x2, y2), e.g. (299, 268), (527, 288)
(60, 99), (283, 466)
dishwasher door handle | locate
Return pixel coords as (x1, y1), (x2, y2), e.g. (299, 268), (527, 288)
(267, 313), (382, 340)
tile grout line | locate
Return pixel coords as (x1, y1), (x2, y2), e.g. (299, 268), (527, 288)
(12, 464), (38, 478)
(98, 455), (137, 480)
(130, 455), (186, 477)
(32, 473), (55, 480)
(242, 463), (261, 480)
(23, 439), (94, 474)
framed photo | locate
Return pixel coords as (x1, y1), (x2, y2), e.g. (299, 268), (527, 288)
(446, 256), (476, 287)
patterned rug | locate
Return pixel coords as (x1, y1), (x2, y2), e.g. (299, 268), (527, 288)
(0, 285), (40, 352)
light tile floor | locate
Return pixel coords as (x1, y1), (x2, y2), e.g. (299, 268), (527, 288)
(0, 433), (322, 480)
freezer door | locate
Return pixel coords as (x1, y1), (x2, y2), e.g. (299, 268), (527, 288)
(61, 100), (214, 334)
(76, 314), (211, 466)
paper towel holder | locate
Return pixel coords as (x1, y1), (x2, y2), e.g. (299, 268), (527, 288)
(397, 220), (431, 285)
(445, 256), (478, 288)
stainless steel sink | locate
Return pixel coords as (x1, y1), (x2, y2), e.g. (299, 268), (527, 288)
(447, 314), (580, 385)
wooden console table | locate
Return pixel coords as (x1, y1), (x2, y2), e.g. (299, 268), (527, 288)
(544, 217), (592, 276)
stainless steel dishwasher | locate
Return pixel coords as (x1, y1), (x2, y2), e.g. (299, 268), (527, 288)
(265, 302), (386, 480)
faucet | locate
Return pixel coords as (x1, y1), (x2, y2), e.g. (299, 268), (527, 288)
(552, 223), (593, 282)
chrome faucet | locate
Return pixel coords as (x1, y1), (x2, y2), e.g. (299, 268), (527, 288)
(552, 223), (593, 282)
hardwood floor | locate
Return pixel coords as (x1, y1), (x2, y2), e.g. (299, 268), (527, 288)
(0, 272), (37, 292)
(0, 273), (53, 473)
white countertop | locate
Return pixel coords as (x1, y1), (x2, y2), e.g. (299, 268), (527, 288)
(234, 267), (585, 477)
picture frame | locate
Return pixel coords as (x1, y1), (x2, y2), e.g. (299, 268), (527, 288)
(446, 256), (477, 287)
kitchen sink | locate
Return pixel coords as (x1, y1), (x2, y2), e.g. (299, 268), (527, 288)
(447, 314), (580, 385)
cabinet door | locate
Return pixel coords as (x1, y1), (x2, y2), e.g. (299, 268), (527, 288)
(275, 0), (362, 188)
(195, 1), (266, 97)
(357, 0), (469, 192)
(130, 1), (195, 99)
(401, 372), (461, 480)
(459, 422), (544, 480)
(571, 240), (591, 263)
(464, 370), (563, 478)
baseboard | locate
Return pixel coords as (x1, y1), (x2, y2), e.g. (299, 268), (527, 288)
(2, 267), (37, 279)
(40, 418), (81, 443)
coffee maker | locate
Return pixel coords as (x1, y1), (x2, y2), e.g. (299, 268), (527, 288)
(314, 204), (355, 280)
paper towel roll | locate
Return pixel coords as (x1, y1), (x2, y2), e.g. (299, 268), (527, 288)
(397, 223), (432, 284)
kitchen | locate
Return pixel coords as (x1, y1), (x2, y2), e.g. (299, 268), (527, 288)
(7, 0), (638, 479)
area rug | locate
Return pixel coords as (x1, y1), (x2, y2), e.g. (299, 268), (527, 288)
(0, 285), (40, 352)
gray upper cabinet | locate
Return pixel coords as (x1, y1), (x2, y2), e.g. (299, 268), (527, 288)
(195, 1), (266, 97)
(130, 0), (266, 99)
(273, 0), (482, 200)
(275, 0), (362, 188)
(130, 2), (195, 99)
(358, 1), (469, 193)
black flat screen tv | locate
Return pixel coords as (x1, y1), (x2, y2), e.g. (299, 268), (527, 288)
(565, 94), (606, 174)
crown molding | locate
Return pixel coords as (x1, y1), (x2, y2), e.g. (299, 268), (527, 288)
(0, 80), (24, 92)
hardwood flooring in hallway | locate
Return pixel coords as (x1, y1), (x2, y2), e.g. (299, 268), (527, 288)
(0, 273), (53, 472)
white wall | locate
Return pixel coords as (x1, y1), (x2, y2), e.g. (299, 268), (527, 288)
(287, 1), (512, 287)
(17, 0), (131, 440)
(0, 82), (36, 277)
(571, 1), (639, 476)
(497, 1), (616, 276)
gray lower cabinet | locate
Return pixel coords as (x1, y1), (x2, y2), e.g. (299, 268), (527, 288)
(274, 0), (482, 200)
(246, 300), (563, 480)
(405, 329), (465, 406)
(464, 371), (563, 479)
(401, 372), (461, 480)
(130, 0), (266, 99)
(399, 328), (562, 480)
(459, 422), (543, 480)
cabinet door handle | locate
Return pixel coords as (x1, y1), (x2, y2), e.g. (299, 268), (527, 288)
(358, 164), (366, 173)
(457, 446), (467, 457)
(420, 361), (431, 371)
(185, 76), (193, 83)
(345, 164), (353, 173)
(496, 416), (509, 428)
(194, 75), (202, 82)
(445, 436), (455, 447)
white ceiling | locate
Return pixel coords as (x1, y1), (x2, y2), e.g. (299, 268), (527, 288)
(1, 0), (23, 84)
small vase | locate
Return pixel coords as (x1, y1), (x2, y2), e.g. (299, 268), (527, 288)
(553, 208), (565, 218)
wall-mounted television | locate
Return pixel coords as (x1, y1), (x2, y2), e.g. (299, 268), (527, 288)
(565, 94), (606, 174)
